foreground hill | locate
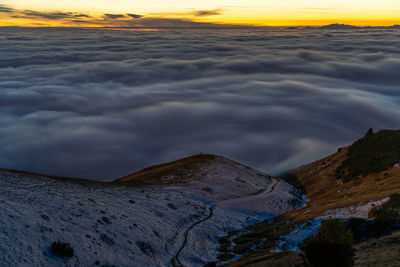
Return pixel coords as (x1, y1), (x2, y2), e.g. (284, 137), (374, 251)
(217, 129), (400, 266)
(116, 154), (305, 213)
(0, 155), (304, 266)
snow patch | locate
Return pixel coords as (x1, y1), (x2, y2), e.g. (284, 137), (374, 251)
(217, 237), (267, 266)
(274, 219), (323, 252)
(273, 197), (390, 253)
(317, 198), (390, 220)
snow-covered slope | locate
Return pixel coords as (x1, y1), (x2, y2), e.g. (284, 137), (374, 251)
(117, 155), (306, 213)
(0, 155), (305, 266)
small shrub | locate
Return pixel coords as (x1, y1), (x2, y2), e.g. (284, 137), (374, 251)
(346, 218), (371, 243)
(100, 233), (115, 246)
(346, 218), (391, 243)
(301, 220), (355, 267)
(389, 193), (400, 207)
(101, 216), (112, 224)
(167, 203), (177, 210)
(41, 214), (50, 221)
(136, 241), (154, 256)
(202, 187), (213, 193)
(51, 241), (74, 259)
(370, 193), (400, 222)
(372, 208), (398, 221)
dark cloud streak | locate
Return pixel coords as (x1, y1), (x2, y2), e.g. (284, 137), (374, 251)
(193, 9), (223, 17)
(127, 13), (144, 19)
(21, 10), (92, 20)
(0, 4), (14, 13)
(104, 14), (127, 19)
(0, 6), (93, 21)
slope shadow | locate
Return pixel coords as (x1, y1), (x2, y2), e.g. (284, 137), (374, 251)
(278, 172), (306, 195)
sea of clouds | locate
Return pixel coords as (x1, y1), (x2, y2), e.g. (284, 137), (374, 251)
(1, 27), (400, 180)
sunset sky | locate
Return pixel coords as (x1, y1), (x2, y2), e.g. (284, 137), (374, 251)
(1, 0), (400, 27)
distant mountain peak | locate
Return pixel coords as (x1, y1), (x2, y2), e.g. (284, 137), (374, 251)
(320, 23), (359, 29)
(320, 23), (400, 29)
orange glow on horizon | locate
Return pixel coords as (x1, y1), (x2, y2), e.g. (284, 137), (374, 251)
(1, 2), (400, 28)
(215, 18), (400, 27)
(2, 18), (400, 28)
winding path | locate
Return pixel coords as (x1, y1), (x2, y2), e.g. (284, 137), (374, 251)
(219, 178), (280, 206)
(265, 178), (279, 195)
(171, 206), (215, 267)
(171, 178), (280, 267)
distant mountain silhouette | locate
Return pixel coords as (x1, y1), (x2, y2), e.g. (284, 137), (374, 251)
(320, 23), (359, 29)
(320, 23), (400, 29)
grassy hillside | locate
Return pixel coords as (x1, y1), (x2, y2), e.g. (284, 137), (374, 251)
(336, 129), (400, 182)
(115, 154), (216, 185)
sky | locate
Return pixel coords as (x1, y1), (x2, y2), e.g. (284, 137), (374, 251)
(1, 27), (400, 180)
(0, 0), (400, 27)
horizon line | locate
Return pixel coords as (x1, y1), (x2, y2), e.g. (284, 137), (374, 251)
(1, 24), (400, 29)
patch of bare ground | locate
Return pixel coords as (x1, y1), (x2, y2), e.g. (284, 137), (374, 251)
(354, 231), (400, 267)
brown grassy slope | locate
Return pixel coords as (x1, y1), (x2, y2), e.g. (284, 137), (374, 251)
(220, 144), (400, 266)
(289, 146), (400, 221)
(114, 154), (216, 185)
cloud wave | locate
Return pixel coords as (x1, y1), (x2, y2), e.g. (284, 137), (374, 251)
(1, 27), (400, 180)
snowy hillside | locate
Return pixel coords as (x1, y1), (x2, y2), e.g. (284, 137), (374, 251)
(0, 155), (305, 266)
(117, 155), (306, 213)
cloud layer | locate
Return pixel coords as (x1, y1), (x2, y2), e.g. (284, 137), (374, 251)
(1, 27), (400, 180)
